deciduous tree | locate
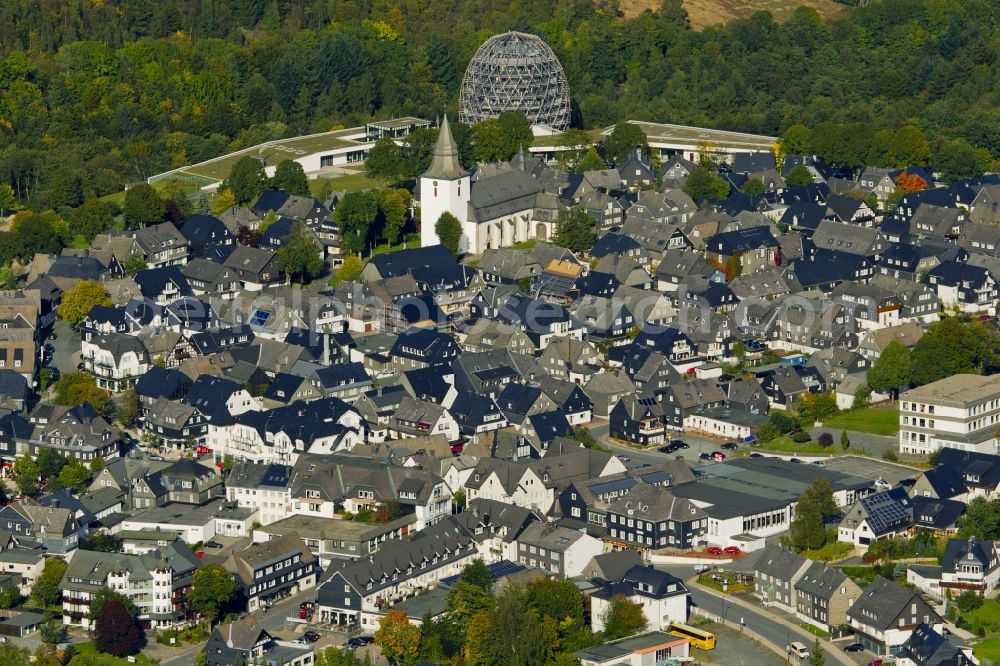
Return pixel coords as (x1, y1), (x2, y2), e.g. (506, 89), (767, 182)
(30, 558), (67, 608)
(58, 280), (111, 327)
(786, 165), (814, 187)
(434, 211), (462, 256)
(189, 563), (237, 625)
(867, 340), (912, 396)
(95, 599), (144, 656)
(553, 207), (596, 253)
(224, 156), (268, 206)
(601, 595), (646, 640)
(366, 137), (404, 181)
(123, 183), (166, 229)
(276, 221), (324, 284)
(375, 610), (421, 665)
(331, 254), (363, 287)
(271, 159), (309, 196)
(602, 122), (648, 165)
(684, 166), (730, 202)
(335, 191), (378, 254)
(53, 372), (109, 410)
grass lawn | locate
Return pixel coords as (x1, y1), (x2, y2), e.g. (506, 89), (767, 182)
(964, 599), (1000, 637)
(975, 637), (1000, 664)
(802, 541), (853, 562)
(310, 172), (382, 196)
(754, 435), (841, 456)
(71, 643), (157, 665)
(823, 407), (899, 436)
(800, 623), (830, 638)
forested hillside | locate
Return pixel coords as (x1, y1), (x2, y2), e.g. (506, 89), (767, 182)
(0, 0), (999, 213)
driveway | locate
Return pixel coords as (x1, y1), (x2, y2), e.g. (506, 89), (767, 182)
(46, 318), (82, 377)
(807, 427), (898, 459)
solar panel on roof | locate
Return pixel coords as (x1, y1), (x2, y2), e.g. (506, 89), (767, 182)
(250, 309), (272, 326)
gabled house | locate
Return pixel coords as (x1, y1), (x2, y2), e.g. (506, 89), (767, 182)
(227, 532), (318, 612)
(838, 488), (913, 550)
(610, 396), (665, 447)
(753, 545), (810, 613)
(847, 576), (942, 656)
(939, 537), (1000, 596)
(794, 561), (862, 633)
(590, 565), (690, 633)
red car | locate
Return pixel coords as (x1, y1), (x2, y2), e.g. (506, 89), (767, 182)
(706, 546), (723, 555)
(867, 659), (883, 666)
(724, 546), (741, 555)
(196, 445), (211, 455)
(711, 451), (726, 462)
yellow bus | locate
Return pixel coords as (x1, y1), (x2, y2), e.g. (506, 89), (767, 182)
(669, 622), (716, 650)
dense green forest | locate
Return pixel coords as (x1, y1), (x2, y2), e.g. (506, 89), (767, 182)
(1, 0), (999, 214)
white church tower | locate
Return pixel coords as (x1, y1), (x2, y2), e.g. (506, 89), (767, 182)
(419, 115), (473, 253)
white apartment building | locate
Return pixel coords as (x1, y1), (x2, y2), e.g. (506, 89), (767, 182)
(60, 546), (197, 629)
(898, 373), (1000, 455)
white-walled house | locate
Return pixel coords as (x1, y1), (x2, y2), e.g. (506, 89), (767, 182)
(590, 566), (690, 634)
(81, 332), (150, 393)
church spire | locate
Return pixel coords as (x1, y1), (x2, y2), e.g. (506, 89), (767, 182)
(422, 114), (468, 180)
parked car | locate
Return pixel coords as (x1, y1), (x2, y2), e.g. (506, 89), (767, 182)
(706, 546), (723, 555)
(659, 444), (678, 454)
(812, 460), (826, 467)
(673, 440), (689, 449)
(724, 546), (741, 555)
(618, 455), (631, 463)
(205, 541), (223, 549)
(721, 442), (739, 451)
(196, 445), (211, 455)
(789, 458), (802, 464)
(749, 452), (763, 458)
(694, 564), (713, 574)
(699, 452), (712, 461)
(347, 636), (375, 650)
(844, 643), (864, 653)
(711, 451), (726, 461)
(867, 659), (883, 666)
(303, 631), (321, 643)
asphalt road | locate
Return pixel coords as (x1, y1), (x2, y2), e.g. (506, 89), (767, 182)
(689, 586), (853, 666)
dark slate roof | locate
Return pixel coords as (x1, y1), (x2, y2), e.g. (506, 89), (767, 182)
(900, 622), (974, 666)
(180, 214), (229, 244)
(731, 152), (776, 174)
(591, 564), (688, 601)
(927, 260), (992, 288)
(259, 216), (295, 249)
(847, 576), (929, 630)
(912, 496), (965, 531)
(577, 271), (621, 298)
(133, 265), (192, 299)
(497, 382), (544, 418)
(312, 362), (371, 391)
(189, 325), (255, 355)
(794, 560), (850, 600)
(591, 233), (643, 259)
(780, 201), (826, 232)
(184, 375), (243, 423)
(252, 190), (292, 216)
(754, 545), (806, 582)
(262, 373), (305, 404)
(791, 249), (867, 288)
(526, 410), (572, 444)
(919, 466), (967, 500)
(449, 393), (504, 433)
(48, 255), (105, 280)
(706, 226), (778, 255)
(934, 448), (1000, 492)
(134, 366), (190, 401)
(942, 537), (996, 573)
(402, 366), (453, 403)
(367, 245), (467, 287)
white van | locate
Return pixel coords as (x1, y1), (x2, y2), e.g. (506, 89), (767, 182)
(788, 642), (809, 659)
(694, 564), (712, 574)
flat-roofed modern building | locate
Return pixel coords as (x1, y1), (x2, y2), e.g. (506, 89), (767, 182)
(899, 373), (1000, 455)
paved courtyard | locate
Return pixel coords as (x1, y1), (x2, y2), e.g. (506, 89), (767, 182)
(822, 454), (921, 484)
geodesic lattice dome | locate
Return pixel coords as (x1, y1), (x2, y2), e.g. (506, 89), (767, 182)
(459, 31), (571, 131)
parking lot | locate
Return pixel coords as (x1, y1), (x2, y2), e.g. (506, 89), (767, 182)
(822, 455), (921, 485)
